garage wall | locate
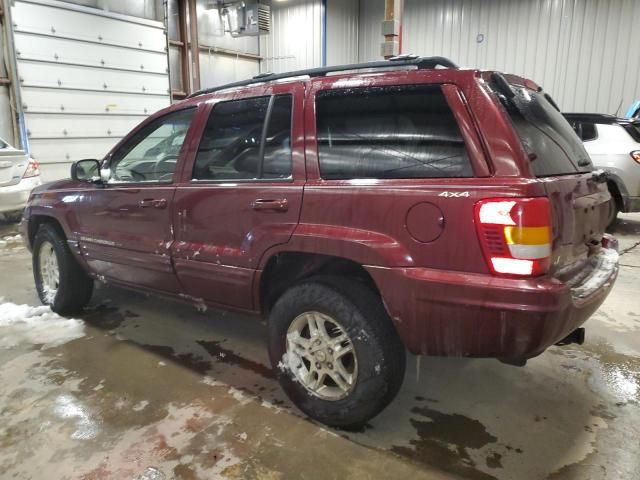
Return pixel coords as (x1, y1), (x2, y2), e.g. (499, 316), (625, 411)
(358, 0), (640, 114)
(326, 0), (359, 66)
(8, 0), (171, 181)
(0, 20), (16, 146)
(196, 0), (260, 88)
(357, 0), (384, 62)
(260, 0), (323, 73)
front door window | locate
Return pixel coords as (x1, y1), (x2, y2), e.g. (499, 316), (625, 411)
(108, 107), (196, 183)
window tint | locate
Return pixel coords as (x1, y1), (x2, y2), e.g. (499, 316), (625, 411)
(109, 108), (195, 183)
(568, 121), (597, 142)
(580, 122), (597, 141)
(193, 95), (293, 181)
(316, 85), (472, 180)
(491, 83), (592, 176)
(263, 96), (293, 179)
(623, 123), (640, 143)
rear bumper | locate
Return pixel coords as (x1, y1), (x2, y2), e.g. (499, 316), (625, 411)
(366, 246), (618, 360)
(0, 176), (41, 214)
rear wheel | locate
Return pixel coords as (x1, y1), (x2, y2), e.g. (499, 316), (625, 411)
(33, 223), (93, 315)
(268, 277), (406, 429)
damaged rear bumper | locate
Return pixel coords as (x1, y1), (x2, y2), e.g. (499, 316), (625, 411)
(366, 242), (619, 360)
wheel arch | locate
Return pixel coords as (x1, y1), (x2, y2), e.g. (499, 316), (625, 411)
(257, 251), (383, 317)
(28, 214), (67, 248)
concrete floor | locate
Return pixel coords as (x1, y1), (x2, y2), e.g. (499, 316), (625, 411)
(0, 215), (639, 480)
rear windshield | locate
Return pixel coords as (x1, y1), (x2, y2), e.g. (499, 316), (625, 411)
(490, 82), (593, 177)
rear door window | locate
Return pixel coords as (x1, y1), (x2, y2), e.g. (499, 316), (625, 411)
(193, 95), (293, 181)
(315, 85), (472, 180)
(490, 83), (593, 177)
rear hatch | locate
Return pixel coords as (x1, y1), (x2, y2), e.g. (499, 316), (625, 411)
(0, 140), (28, 187)
(488, 75), (612, 280)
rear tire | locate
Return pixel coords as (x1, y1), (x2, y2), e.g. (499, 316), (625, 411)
(33, 223), (93, 315)
(268, 276), (406, 429)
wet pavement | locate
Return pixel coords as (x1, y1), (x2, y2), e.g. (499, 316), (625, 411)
(0, 215), (639, 479)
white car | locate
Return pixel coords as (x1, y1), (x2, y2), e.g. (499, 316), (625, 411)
(0, 137), (42, 222)
(564, 113), (640, 226)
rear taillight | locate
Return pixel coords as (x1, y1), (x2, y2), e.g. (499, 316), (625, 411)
(631, 151), (640, 164)
(475, 197), (552, 277)
(23, 158), (40, 178)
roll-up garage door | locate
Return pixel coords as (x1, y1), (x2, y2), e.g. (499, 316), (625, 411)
(9, 0), (171, 181)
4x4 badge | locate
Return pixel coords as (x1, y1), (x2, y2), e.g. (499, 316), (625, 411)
(438, 191), (470, 197)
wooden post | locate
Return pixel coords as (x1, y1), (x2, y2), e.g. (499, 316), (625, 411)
(381, 0), (402, 59)
(187, 0), (201, 92)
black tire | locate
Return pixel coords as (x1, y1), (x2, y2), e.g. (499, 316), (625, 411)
(268, 276), (406, 429)
(33, 223), (94, 315)
(2, 211), (23, 224)
(605, 198), (619, 231)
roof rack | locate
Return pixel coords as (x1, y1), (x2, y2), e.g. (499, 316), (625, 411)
(187, 55), (458, 99)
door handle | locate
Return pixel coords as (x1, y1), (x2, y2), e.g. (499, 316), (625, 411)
(139, 198), (168, 209)
(252, 198), (289, 212)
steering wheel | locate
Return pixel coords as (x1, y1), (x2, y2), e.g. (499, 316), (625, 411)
(154, 155), (179, 182)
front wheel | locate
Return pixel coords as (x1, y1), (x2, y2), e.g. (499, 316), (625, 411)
(33, 223), (94, 315)
(268, 277), (406, 429)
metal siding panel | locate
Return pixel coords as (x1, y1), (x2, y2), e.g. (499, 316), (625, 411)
(11, 0), (170, 181)
(396, 0), (640, 113)
(260, 0), (322, 73)
(26, 113), (143, 139)
(358, 0), (384, 62)
(199, 52), (260, 88)
(14, 34), (169, 74)
(12, 1), (166, 52)
(18, 61), (170, 95)
(326, 0), (359, 66)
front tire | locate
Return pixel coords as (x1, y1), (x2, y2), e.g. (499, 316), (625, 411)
(605, 198), (619, 230)
(268, 277), (406, 429)
(33, 223), (94, 315)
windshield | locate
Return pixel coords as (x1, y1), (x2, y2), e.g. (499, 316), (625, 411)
(491, 82), (593, 177)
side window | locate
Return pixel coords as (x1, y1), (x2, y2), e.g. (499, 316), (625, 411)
(193, 94), (293, 181)
(316, 85), (472, 180)
(580, 122), (597, 141)
(569, 121), (597, 142)
(109, 108), (195, 183)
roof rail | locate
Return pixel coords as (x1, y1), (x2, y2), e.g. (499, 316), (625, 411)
(187, 55), (458, 99)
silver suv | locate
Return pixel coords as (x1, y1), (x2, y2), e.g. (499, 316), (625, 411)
(565, 113), (640, 226)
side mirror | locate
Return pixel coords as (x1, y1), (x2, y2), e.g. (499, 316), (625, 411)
(71, 159), (101, 183)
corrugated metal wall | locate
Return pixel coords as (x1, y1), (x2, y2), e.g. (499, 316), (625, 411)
(196, 0), (260, 88)
(260, 0), (323, 73)
(358, 0), (384, 62)
(326, 0), (359, 66)
(394, 0), (640, 114)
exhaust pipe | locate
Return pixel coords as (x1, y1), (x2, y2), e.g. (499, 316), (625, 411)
(555, 328), (585, 346)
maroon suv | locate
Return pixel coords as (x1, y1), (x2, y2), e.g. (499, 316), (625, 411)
(21, 57), (619, 428)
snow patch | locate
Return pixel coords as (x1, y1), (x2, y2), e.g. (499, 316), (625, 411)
(132, 400), (150, 412)
(0, 301), (85, 349)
